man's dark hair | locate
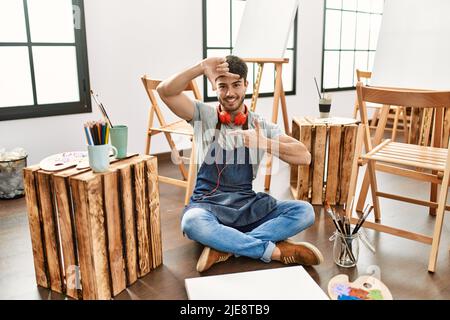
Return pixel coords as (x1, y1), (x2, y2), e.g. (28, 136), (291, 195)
(226, 55), (248, 81)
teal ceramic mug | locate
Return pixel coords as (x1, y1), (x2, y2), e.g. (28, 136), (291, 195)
(87, 144), (117, 173)
(110, 125), (128, 159)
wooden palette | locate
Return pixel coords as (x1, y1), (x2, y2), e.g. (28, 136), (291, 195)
(39, 152), (137, 171)
(39, 151), (88, 171)
(328, 274), (393, 300)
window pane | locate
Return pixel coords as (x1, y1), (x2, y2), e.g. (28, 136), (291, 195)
(286, 25), (295, 49)
(231, 0), (245, 47)
(33, 46), (79, 104)
(0, 0), (27, 42)
(323, 51), (339, 89)
(325, 10), (341, 50)
(357, 0), (371, 12)
(355, 13), (370, 50)
(282, 49), (294, 92)
(368, 51), (376, 72)
(341, 11), (356, 50)
(0, 47), (34, 108)
(259, 63), (275, 94)
(343, 0), (357, 11)
(326, 0), (342, 9)
(27, 0), (75, 43)
(371, 0), (385, 14)
(206, 49), (231, 97)
(339, 51), (354, 87)
(369, 14), (382, 50)
(354, 51), (368, 85)
(207, 0), (230, 48)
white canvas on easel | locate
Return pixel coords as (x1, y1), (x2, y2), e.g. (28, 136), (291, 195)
(233, 0), (299, 58)
(371, 0), (450, 90)
(185, 266), (329, 300)
(232, 0), (299, 191)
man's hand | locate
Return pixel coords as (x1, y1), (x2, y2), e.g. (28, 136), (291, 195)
(201, 57), (240, 90)
(229, 119), (267, 149)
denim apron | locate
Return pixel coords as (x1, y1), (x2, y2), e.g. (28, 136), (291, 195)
(183, 120), (277, 227)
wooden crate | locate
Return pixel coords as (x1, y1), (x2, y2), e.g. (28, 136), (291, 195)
(290, 117), (359, 205)
(23, 155), (162, 300)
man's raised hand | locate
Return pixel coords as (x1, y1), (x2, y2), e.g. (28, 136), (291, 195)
(201, 57), (240, 90)
(229, 119), (267, 149)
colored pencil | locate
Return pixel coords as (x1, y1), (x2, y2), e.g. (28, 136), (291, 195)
(105, 125), (110, 144)
(84, 124), (93, 145)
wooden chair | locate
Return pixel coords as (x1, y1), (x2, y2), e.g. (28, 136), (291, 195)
(346, 82), (450, 272)
(141, 75), (201, 206)
(352, 69), (409, 142)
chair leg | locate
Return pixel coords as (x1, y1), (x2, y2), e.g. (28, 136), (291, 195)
(430, 178), (437, 216)
(346, 125), (365, 219)
(356, 172), (370, 213)
(145, 132), (152, 155)
(357, 105), (390, 214)
(391, 107), (400, 141)
(353, 103), (359, 119)
(367, 160), (382, 222)
(370, 109), (380, 127)
(401, 107), (409, 143)
(427, 176), (449, 272)
(184, 142), (197, 206)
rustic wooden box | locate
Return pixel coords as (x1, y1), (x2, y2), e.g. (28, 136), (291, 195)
(23, 155), (162, 300)
(290, 117), (359, 205)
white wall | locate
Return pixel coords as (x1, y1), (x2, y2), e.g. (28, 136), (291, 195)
(0, 0), (355, 165)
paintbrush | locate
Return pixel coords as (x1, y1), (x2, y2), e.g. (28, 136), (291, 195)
(314, 77), (323, 99)
(90, 90), (114, 128)
(325, 201), (356, 262)
(324, 201), (342, 233)
(352, 205), (374, 235)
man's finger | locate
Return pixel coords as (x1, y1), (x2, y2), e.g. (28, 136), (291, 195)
(217, 67), (230, 73)
(253, 119), (261, 131)
(209, 77), (217, 90)
(224, 72), (241, 79)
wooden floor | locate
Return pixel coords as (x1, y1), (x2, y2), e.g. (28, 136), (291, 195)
(1, 158), (449, 300)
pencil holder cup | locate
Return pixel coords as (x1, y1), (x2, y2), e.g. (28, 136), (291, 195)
(87, 144), (117, 173)
(331, 231), (360, 268)
(110, 125), (128, 159)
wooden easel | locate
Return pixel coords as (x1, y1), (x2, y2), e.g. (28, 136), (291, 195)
(243, 58), (290, 190)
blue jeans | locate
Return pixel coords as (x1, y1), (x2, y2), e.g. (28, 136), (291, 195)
(181, 200), (315, 263)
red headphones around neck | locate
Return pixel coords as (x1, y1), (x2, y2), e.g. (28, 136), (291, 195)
(217, 104), (248, 126)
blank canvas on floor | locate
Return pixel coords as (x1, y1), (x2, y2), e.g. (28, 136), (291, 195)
(185, 266), (329, 300)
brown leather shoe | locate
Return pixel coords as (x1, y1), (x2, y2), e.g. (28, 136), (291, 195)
(196, 246), (232, 272)
(277, 239), (323, 266)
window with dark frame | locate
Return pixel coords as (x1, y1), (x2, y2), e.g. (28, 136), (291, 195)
(321, 0), (384, 92)
(202, 0), (298, 102)
(0, 0), (91, 121)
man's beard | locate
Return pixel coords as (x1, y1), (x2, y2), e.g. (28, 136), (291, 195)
(218, 95), (245, 113)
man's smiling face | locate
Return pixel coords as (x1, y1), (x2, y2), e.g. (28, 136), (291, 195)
(216, 76), (248, 113)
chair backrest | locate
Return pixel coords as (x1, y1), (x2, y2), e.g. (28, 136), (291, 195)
(356, 82), (450, 151)
(141, 75), (202, 128)
(356, 69), (372, 82)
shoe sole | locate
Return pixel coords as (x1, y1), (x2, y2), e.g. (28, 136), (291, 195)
(285, 239), (324, 265)
(196, 246), (211, 272)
